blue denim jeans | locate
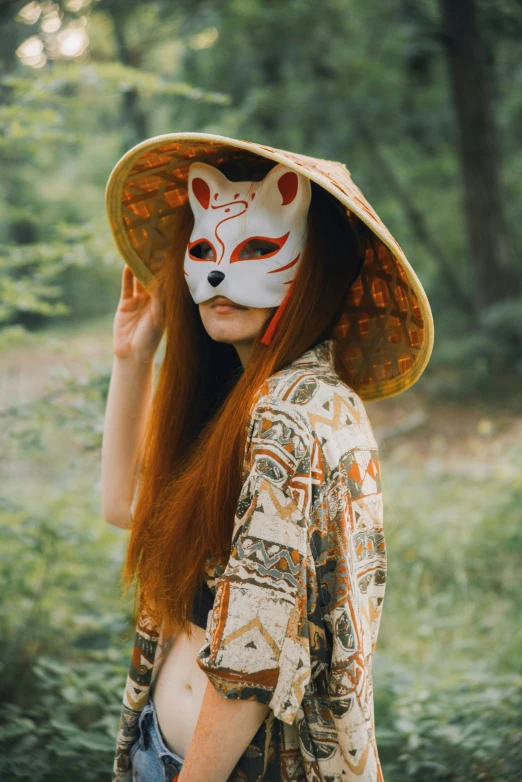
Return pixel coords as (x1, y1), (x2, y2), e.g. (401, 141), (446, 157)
(130, 696), (185, 782)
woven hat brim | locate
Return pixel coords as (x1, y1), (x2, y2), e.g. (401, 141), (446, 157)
(106, 132), (434, 401)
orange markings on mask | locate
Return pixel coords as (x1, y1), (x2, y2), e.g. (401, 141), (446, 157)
(230, 232), (290, 263)
(278, 171), (299, 204)
(267, 253), (300, 274)
(192, 178), (210, 209)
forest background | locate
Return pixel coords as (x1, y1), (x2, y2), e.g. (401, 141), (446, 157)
(1, 0), (521, 780)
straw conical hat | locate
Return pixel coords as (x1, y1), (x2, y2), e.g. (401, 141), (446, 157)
(105, 132), (434, 401)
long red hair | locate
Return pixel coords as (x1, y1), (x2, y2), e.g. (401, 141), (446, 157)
(122, 165), (368, 639)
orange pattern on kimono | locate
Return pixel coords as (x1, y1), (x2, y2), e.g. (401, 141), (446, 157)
(112, 339), (387, 782)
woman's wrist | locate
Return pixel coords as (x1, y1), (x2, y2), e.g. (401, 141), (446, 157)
(112, 350), (157, 367)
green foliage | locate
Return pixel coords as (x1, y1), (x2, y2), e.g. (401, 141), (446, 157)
(0, 655), (126, 781)
(0, 353), (132, 779)
(2, 0), (521, 387)
(375, 666), (522, 781)
(0, 2), (226, 334)
(372, 434), (522, 780)
(424, 296), (522, 398)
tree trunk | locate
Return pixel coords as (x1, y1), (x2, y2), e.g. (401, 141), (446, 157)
(439, 0), (518, 310)
(107, 5), (148, 152)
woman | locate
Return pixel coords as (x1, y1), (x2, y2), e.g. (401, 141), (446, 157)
(101, 134), (433, 782)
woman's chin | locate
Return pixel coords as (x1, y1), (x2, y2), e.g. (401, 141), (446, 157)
(207, 322), (257, 344)
(200, 308), (271, 345)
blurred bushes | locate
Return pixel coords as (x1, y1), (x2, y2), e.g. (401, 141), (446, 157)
(1, 360), (521, 779)
(0, 655), (125, 781)
(376, 666), (522, 781)
(425, 296), (522, 399)
(0, 363), (132, 780)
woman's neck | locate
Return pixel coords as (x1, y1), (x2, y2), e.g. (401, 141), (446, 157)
(233, 339), (256, 369)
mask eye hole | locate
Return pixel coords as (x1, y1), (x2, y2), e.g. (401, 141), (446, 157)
(239, 240), (280, 260)
(188, 240), (216, 261)
(231, 233), (289, 263)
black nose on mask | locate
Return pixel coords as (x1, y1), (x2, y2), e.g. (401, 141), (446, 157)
(207, 271), (225, 287)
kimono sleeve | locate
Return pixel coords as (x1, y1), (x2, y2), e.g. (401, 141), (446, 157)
(196, 402), (313, 725)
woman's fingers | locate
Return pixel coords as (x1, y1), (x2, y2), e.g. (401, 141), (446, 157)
(122, 264), (152, 303)
(121, 265), (134, 299)
(135, 277), (147, 295)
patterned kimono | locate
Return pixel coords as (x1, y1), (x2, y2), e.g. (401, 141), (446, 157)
(112, 339), (387, 782)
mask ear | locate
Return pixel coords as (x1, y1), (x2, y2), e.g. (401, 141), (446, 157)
(187, 162), (231, 217)
(258, 164), (312, 219)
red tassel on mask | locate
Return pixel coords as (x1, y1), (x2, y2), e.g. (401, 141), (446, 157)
(261, 283), (294, 346)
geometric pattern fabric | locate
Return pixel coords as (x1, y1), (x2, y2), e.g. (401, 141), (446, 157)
(112, 340), (387, 781)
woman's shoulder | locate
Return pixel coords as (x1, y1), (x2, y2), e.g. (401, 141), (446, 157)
(251, 340), (378, 452)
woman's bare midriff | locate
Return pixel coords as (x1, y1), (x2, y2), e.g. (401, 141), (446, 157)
(150, 622), (209, 758)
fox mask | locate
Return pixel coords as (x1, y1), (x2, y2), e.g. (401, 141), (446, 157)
(184, 162), (311, 308)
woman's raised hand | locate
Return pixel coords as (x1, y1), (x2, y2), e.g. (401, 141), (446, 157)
(113, 265), (166, 361)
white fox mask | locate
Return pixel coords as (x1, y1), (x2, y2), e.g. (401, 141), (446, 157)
(184, 162), (311, 308)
